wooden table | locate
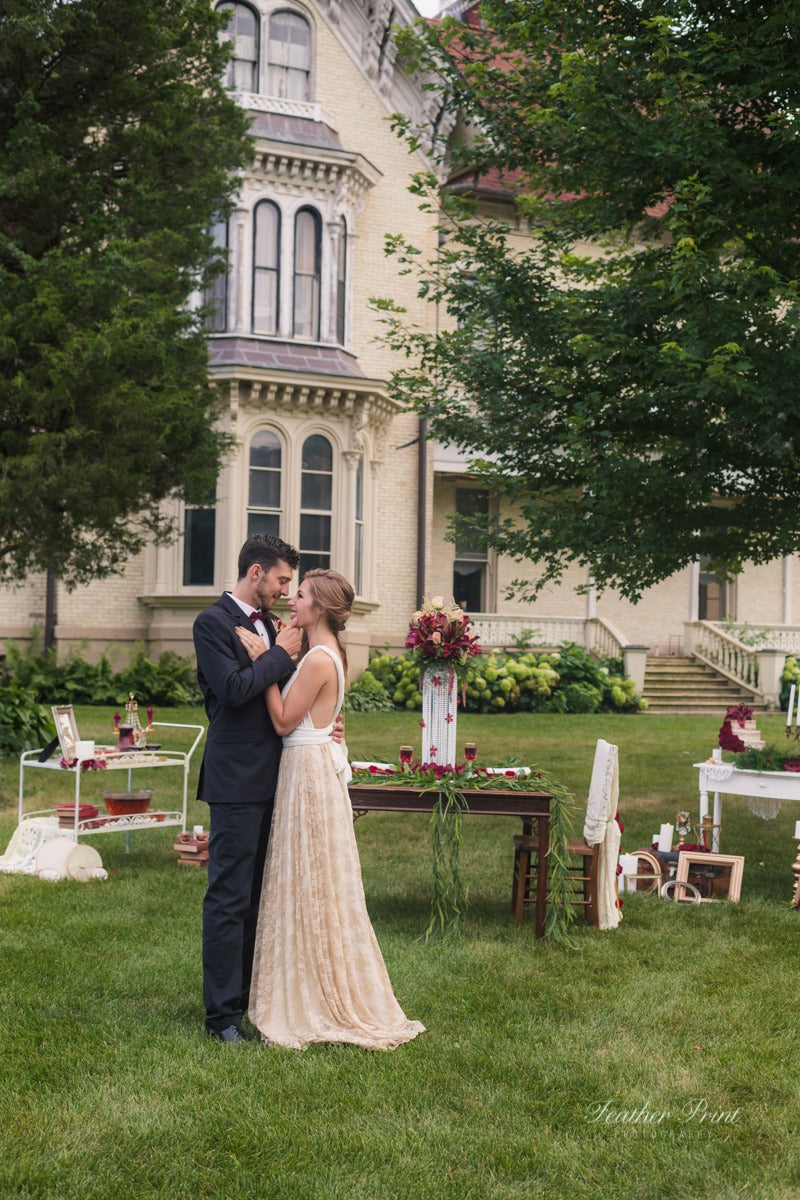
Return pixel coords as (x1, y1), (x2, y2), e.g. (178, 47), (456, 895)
(349, 783), (554, 938)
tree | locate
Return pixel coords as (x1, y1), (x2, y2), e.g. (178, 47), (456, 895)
(0, 0), (249, 586)
(382, 0), (800, 601)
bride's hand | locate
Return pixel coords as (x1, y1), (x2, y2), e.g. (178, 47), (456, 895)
(235, 625), (267, 660)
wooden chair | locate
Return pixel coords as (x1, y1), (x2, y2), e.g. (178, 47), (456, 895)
(511, 739), (619, 929)
(511, 829), (600, 927)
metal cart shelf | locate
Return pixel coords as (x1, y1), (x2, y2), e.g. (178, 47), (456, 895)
(18, 722), (205, 843)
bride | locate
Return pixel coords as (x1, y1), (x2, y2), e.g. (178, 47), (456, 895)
(235, 568), (424, 1050)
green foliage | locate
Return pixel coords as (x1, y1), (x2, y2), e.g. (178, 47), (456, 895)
(0, 680), (52, 755)
(383, 1), (800, 601)
(0, 639), (202, 706)
(343, 670), (397, 713)
(733, 744), (800, 773)
(365, 642), (644, 715)
(117, 651), (203, 707)
(0, 0), (250, 585)
(781, 655), (800, 711)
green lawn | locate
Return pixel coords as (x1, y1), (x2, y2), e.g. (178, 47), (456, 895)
(1, 710), (799, 1199)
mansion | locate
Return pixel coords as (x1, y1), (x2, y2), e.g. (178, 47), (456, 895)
(1, 0), (799, 706)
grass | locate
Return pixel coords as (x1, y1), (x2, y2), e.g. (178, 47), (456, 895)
(1, 709), (800, 1199)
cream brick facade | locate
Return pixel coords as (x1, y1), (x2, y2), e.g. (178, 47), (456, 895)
(1, 0), (796, 676)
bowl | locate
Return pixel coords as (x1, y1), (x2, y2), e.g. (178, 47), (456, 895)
(103, 790), (153, 816)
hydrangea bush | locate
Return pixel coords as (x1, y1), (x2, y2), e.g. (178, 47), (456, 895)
(352, 641), (645, 715)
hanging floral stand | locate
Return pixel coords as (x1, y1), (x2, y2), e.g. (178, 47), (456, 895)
(421, 663), (458, 766)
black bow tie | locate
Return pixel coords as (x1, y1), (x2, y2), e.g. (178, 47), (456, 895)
(248, 611), (270, 623)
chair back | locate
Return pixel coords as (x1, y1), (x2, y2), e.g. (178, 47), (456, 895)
(583, 738), (619, 846)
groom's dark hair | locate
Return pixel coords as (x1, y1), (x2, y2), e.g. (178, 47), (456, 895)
(237, 533), (300, 578)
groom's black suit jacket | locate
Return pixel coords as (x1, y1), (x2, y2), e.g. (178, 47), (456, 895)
(193, 592), (294, 806)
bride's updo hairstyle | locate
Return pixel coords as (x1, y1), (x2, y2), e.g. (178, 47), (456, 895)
(302, 568), (354, 675)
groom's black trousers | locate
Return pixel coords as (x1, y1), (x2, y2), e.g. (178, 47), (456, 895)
(202, 801), (274, 1033)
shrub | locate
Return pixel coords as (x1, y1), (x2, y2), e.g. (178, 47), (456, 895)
(362, 642), (645, 715)
(118, 651), (202, 706)
(0, 637), (202, 708)
(344, 671), (396, 713)
(0, 681), (53, 755)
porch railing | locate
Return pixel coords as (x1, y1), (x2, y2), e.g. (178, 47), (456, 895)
(685, 621), (760, 693)
(470, 614), (627, 659)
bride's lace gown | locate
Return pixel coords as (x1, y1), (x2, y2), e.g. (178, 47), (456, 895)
(248, 645), (425, 1050)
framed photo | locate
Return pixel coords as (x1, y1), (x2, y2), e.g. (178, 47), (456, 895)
(51, 705), (80, 763)
(675, 851), (744, 903)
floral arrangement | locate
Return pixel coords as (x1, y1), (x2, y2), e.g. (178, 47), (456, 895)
(405, 596), (482, 675)
(60, 757), (107, 772)
(718, 720), (746, 753)
(726, 703), (753, 727)
(718, 702), (755, 753)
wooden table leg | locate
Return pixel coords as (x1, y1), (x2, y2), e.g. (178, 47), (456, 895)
(535, 811), (548, 939)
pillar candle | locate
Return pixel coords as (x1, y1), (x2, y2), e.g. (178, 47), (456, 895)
(618, 854), (638, 893)
(794, 820), (800, 840)
(788, 684), (796, 728)
(658, 823), (674, 852)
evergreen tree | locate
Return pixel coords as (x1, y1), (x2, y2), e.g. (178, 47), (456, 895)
(0, 0), (249, 584)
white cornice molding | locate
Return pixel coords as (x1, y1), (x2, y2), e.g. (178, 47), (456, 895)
(211, 371), (403, 437)
(244, 136), (382, 211)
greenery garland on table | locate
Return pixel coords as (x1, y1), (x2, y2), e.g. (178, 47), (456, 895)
(350, 762), (577, 946)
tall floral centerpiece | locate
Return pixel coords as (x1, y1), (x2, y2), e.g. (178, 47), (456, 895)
(405, 596), (482, 767)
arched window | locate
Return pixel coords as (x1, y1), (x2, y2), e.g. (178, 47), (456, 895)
(217, 2), (259, 92)
(252, 201), (280, 334)
(203, 215), (228, 332)
(299, 434), (332, 575)
(247, 430), (282, 536)
(267, 10), (312, 101)
(293, 208), (321, 340)
(335, 216), (347, 345)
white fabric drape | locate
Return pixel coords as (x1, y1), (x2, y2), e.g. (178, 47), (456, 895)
(582, 738), (622, 931)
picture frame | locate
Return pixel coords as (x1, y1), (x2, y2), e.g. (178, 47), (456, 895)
(674, 851), (744, 903)
(51, 705), (80, 763)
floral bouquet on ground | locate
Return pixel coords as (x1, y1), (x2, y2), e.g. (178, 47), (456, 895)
(405, 596), (482, 682)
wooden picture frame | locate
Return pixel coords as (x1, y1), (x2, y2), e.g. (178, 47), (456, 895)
(51, 705), (80, 763)
(675, 851), (744, 903)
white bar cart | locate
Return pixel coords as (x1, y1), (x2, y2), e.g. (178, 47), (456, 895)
(18, 722), (205, 847)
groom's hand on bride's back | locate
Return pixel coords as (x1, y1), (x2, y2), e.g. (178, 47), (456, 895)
(275, 624), (302, 659)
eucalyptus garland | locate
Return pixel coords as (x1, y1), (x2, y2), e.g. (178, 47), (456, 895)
(350, 762), (576, 945)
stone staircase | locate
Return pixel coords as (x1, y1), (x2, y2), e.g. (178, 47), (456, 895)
(642, 655), (766, 715)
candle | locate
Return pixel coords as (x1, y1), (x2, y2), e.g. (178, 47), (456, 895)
(712, 748), (722, 762)
(193, 824), (204, 836)
(788, 685), (796, 728)
(658, 823), (674, 852)
(618, 853), (638, 893)
(795, 820), (800, 840)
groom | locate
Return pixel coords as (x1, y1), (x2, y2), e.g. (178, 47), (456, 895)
(193, 533), (302, 1043)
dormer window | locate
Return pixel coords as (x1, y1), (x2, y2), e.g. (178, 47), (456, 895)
(267, 10), (312, 101)
(218, 2), (259, 92)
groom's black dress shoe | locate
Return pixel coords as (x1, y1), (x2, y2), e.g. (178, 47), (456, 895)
(207, 1024), (252, 1044)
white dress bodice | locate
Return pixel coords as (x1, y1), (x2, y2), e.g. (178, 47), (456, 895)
(281, 644), (344, 745)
